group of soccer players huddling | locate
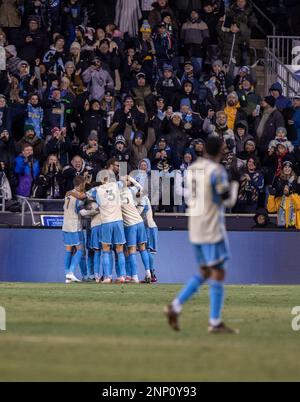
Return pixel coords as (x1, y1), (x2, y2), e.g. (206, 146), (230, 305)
(62, 159), (158, 285)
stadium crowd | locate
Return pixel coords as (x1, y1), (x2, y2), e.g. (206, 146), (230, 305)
(0, 0), (300, 224)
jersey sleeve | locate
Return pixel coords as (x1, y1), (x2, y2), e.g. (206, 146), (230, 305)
(87, 188), (101, 206)
(211, 166), (230, 205)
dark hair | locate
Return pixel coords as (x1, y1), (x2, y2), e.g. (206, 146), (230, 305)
(73, 176), (86, 187)
(206, 136), (223, 157)
(106, 158), (118, 168)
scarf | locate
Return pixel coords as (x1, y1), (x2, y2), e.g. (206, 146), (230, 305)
(256, 107), (274, 139)
(278, 195), (296, 227)
(224, 102), (240, 130)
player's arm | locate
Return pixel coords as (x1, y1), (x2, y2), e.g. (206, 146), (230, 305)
(212, 167), (239, 208)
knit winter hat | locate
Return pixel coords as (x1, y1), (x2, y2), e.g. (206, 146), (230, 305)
(88, 131), (98, 141)
(180, 98), (191, 108)
(5, 45), (17, 57)
(115, 135), (126, 145)
(227, 91), (239, 100)
(212, 59), (223, 68)
(163, 63), (173, 71)
(276, 127), (287, 135)
(24, 124), (35, 133)
(264, 96), (276, 108)
(140, 20), (152, 33)
(171, 112), (183, 120)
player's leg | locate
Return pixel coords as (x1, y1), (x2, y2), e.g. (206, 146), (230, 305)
(138, 243), (151, 283)
(93, 248), (101, 283)
(87, 249), (95, 280)
(208, 267), (238, 334)
(128, 245), (139, 283)
(165, 245), (210, 331)
(68, 243), (83, 283)
(101, 243), (113, 283)
(64, 245), (73, 276)
(124, 247), (132, 281)
(115, 244), (126, 283)
(148, 252), (157, 282)
(147, 227), (158, 282)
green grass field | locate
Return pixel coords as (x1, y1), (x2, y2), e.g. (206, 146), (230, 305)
(0, 283), (299, 381)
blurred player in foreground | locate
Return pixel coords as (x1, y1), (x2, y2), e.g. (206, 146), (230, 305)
(165, 136), (239, 334)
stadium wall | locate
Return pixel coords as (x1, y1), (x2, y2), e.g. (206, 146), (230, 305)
(1, 228), (300, 284)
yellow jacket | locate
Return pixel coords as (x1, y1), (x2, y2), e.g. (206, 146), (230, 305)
(267, 194), (300, 229)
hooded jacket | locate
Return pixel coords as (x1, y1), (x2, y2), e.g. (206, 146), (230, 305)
(269, 83), (292, 111)
(234, 120), (254, 154)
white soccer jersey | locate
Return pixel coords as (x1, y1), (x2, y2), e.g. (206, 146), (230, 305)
(90, 202), (102, 228)
(62, 194), (83, 232)
(88, 182), (123, 224)
(120, 185), (143, 227)
(137, 196), (157, 229)
(186, 158), (230, 244)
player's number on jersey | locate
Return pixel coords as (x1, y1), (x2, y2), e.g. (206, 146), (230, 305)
(107, 189), (115, 201)
(66, 196), (71, 209)
(121, 193), (129, 204)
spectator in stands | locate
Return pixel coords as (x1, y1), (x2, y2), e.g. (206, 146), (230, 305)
(16, 16), (47, 65)
(269, 82), (292, 112)
(255, 96), (285, 156)
(234, 120), (254, 154)
(5, 44), (21, 75)
(46, 127), (72, 168)
(80, 131), (107, 177)
(0, 94), (12, 134)
(15, 144), (40, 197)
(109, 134), (132, 168)
(148, 0), (176, 28)
(82, 56), (114, 102)
(224, 91), (247, 130)
(272, 160), (300, 197)
(0, 0), (22, 42)
(234, 156), (264, 213)
(15, 124), (44, 162)
(237, 75), (261, 121)
(267, 181), (300, 229)
(252, 208), (277, 229)
(292, 94), (300, 146)
(124, 126), (156, 170)
(181, 9), (210, 72)
(0, 129), (15, 189)
(62, 155), (93, 193)
(227, 0), (258, 43)
(151, 136), (174, 172)
(25, 93), (44, 140)
(32, 154), (64, 199)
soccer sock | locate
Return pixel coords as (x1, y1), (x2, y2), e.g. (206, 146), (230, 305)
(117, 251), (126, 277)
(129, 253), (137, 277)
(70, 249), (83, 274)
(125, 255), (131, 277)
(93, 251), (101, 277)
(87, 251), (94, 277)
(140, 249), (150, 272)
(209, 280), (225, 326)
(109, 251), (114, 277)
(79, 254), (87, 277)
(102, 251), (110, 278)
(64, 251), (72, 275)
(172, 274), (205, 313)
(148, 252), (154, 270)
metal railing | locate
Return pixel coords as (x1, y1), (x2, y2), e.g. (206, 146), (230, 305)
(17, 197), (64, 226)
(267, 36), (300, 65)
(264, 47), (300, 98)
(0, 188), (5, 212)
(249, 0), (276, 37)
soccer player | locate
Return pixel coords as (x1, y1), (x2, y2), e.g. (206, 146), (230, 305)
(120, 175), (151, 283)
(91, 169), (127, 283)
(164, 136), (239, 333)
(137, 194), (158, 283)
(62, 176), (87, 284)
(80, 201), (102, 283)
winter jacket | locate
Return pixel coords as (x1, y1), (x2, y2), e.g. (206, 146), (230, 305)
(82, 67), (114, 102)
(0, 106), (12, 134)
(124, 125), (156, 169)
(0, 0), (21, 28)
(269, 82), (292, 111)
(16, 28), (47, 64)
(181, 19), (209, 57)
(32, 169), (64, 199)
(254, 109), (285, 154)
(80, 144), (107, 177)
(46, 136), (72, 167)
(62, 162), (93, 193)
(292, 107), (300, 146)
(15, 154), (40, 197)
(227, 2), (258, 42)
(267, 193), (300, 229)
(234, 120), (254, 154)
(148, 2), (176, 28)
(217, 23), (248, 66)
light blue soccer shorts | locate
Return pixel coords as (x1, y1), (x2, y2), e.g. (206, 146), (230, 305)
(193, 239), (230, 269)
(101, 220), (126, 245)
(90, 225), (102, 250)
(63, 231), (85, 247)
(124, 222), (148, 247)
(146, 226), (158, 253)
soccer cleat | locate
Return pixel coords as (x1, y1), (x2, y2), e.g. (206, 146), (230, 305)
(101, 277), (112, 284)
(65, 273), (81, 283)
(95, 275), (101, 284)
(125, 276), (132, 283)
(208, 322), (239, 334)
(115, 276), (126, 284)
(164, 304), (180, 332)
(130, 276), (140, 283)
(151, 274), (158, 283)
